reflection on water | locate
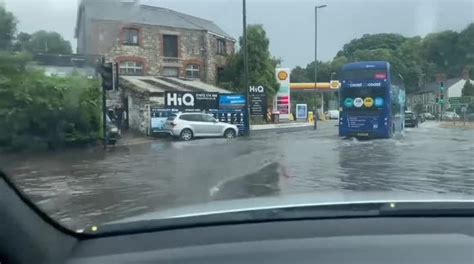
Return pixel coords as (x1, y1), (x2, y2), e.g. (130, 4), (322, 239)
(1, 121), (473, 229)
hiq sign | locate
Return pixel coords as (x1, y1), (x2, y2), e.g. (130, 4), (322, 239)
(249, 85), (265, 94)
(165, 92), (219, 111)
(166, 92), (195, 107)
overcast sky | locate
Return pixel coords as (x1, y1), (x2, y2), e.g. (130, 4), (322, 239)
(2, 0), (473, 68)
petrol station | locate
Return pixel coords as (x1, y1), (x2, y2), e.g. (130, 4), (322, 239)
(274, 68), (341, 122)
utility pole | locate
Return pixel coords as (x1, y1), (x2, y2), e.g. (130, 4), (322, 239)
(101, 60), (107, 149)
(331, 72), (338, 110)
(243, 0), (250, 136)
(314, 4), (327, 129)
(97, 58), (116, 148)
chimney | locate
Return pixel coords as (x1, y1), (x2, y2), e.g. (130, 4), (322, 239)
(461, 68), (470, 80)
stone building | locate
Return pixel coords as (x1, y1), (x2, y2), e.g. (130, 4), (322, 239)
(407, 70), (472, 113)
(75, 0), (235, 84)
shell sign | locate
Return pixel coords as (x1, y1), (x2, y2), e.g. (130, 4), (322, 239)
(329, 80), (341, 89)
(274, 68), (291, 119)
(277, 71), (288, 81)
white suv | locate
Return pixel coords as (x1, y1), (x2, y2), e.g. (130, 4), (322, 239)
(165, 112), (239, 141)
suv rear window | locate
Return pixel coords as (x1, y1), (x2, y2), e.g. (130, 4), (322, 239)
(167, 114), (177, 121)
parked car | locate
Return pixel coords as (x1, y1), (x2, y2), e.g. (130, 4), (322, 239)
(422, 112), (435, 120)
(466, 113), (474, 121)
(417, 113), (426, 123)
(106, 115), (119, 145)
(404, 111), (418, 127)
(442, 111), (460, 121)
(165, 112), (239, 141)
(326, 110), (340, 120)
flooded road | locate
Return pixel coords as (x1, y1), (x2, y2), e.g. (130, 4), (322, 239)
(1, 121), (474, 230)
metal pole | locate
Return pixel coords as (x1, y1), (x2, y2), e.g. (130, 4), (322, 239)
(313, 6), (318, 130)
(102, 77), (107, 149)
(332, 72), (340, 111)
(97, 57), (108, 149)
(243, 0), (250, 136)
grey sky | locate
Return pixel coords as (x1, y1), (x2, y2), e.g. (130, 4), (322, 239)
(2, 0), (474, 68)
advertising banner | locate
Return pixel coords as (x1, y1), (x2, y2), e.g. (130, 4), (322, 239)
(165, 92), (219, 111)
(249, 85), (267, 119)
(296, 104), (307, 120)
(208, 109), (247, 135)
(275, 68), (291, 119)
(150, 108), (178, 133)
(219, 94), (246, 110)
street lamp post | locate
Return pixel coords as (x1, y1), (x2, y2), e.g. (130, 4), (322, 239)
(243, 0), (250, 136)
(331, 72), (338, 110)
(314, 4), (327, 130)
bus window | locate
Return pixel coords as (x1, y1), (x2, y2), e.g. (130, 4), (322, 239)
(342, 69), (387, 81)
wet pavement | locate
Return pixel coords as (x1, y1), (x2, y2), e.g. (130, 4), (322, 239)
(1, 120), (474, 230)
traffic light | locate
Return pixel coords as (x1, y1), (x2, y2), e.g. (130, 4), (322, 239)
(435, 96), (439, 103)
(440, 94), (444, 100)
(99, 62), (114, 90)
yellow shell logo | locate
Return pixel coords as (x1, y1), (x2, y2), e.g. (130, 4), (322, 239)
(330, 80), (340, 89)
(277, 71), (288, 81)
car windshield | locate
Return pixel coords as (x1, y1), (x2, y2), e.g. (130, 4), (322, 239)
(0, 0), (473, 233)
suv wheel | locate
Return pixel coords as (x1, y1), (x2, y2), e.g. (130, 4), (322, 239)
(180, 129), (193, 141)
(224, 129), (236, 139)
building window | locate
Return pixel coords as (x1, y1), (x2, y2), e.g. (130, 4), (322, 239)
(185, 64), (200, 79)
(163, 35), (178, 57)
(119, 61), (144, 75)
(163, 67), (179, 77)
(217, 39), (226, 55)
(217, 67), (225, 83)
(123, 28), (139, 45)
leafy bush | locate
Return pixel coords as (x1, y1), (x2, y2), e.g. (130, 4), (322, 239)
(0, 53), (101, 151)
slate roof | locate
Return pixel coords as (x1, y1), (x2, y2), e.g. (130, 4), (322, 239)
(76, 0), (234, 40)
(120, 76), (231, 95)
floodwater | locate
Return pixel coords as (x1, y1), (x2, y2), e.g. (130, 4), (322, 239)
(1, 121), (473, 230)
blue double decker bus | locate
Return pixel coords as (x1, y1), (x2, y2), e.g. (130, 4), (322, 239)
(339, 61), (405, 138)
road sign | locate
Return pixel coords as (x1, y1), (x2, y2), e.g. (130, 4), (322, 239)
(461, 106), (467, 113)
(449, 96), (472, 106)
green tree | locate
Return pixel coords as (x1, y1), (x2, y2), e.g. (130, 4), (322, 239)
(337, 33), (406, 59)
(12, 32), (31, 52)
(20, 30), (72, 54)
(304, 61), (334, 82)
(0, 6), (16, 50)
(462, 79), (474, 96)
(421, 30), (461, 78)
(0, 53), (100, 151)
(219, 25), (279, 98)
(290, 66), (308, 82)
(457, 23), (474, 71)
